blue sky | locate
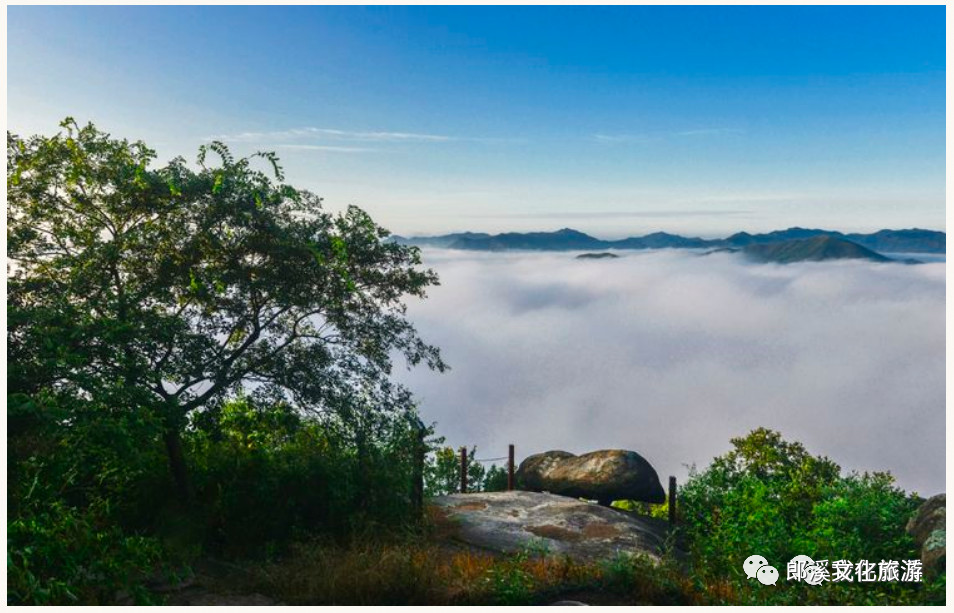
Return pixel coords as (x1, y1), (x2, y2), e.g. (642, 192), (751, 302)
(7, 6), (946, 237)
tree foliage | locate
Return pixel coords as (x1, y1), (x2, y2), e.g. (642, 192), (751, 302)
(678, 428), (926, 603)
(425, 445), (506, 496)
(7, 119), (450, 603)
(8, 118), (446, 496)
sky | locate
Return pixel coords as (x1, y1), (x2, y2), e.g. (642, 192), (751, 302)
(395, 250), (946, 495)
(6, 6), (946, 237)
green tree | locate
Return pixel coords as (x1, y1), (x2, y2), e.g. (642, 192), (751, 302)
(425, 445), (492, 496)
(482, 464), (509, 492)
(467, 452), (486, 492)
(679, 428), (919, 586)
(425, 446), (467, 496)
(679, 428), (841, 575)
(8, 119), (447, 502)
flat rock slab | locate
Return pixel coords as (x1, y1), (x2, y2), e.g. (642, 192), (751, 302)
(430, 491), (668, 562)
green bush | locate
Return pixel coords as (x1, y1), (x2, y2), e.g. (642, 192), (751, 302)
(807, 472), (921, 563)
(484, 551), (535, 605)
(7, 392), (171, 605)
(184, 397), (426, 556)
(8, 501), (163, 605)
(7, 392), (432, 599)
(679, 427), (938, 604)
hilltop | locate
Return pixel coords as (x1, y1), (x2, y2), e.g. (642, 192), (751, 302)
(741, 235), (891, 264)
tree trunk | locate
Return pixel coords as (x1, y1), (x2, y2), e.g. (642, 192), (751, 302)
(163, 428), (193, 504)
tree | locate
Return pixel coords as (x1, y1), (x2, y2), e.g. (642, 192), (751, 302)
(425, 446), (463, 497)
(424, 445), (501, 495)
(482, 464), (509, 492)
(8, 119), (447, 501)
(678, 428), (918, 583)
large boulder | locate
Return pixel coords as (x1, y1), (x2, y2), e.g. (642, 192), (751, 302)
(516, 449), (665, 505)
(430, 490), (668, 561)
(906, 494), (945, 578)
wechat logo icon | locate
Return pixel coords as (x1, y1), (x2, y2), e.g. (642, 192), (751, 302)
(744, 554), (779, 586)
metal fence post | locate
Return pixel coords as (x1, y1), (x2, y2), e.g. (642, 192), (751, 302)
(507, 444), (515, 491)
(460, 447), (468, 493)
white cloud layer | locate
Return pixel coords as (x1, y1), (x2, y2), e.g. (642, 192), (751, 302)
(396, 249), (945, 495)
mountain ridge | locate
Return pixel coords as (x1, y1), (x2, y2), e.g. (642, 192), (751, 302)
(391, 226), (945, 254)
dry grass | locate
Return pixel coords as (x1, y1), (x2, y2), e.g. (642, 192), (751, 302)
(241, 536), (706, 605)
(234, 504), (709, 605)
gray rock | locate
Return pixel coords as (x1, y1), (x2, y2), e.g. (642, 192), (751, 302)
(907, 494), (945, 578)
(430, 490), (668, 562)
(516, 449), (665, 505)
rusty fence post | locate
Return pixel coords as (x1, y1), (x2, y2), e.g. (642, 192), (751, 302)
(668, 476), (677, 527)
(507, 444), (515, 491)
(460, 447), (468, 494)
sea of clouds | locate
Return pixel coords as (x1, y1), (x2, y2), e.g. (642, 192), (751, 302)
(394, 249), (945, 495)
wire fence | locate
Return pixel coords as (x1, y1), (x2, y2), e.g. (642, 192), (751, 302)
(471, 456), (508, 463)
(410, 436), (679, 528)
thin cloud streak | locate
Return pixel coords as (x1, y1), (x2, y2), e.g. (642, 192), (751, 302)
(208, 127), (527, 146)
(277, 144), (378, 153)
(210, 126), (454, 143)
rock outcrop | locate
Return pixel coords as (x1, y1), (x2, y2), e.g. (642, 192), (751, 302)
(907, 494), (945, 578)
(516, 449), (665, 505)
(430, 490), (668, 562)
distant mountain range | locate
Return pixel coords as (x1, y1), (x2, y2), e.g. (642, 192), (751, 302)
(580, 236), (907, 264)
(391, 227), (945, 255)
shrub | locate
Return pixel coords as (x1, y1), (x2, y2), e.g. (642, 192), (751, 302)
(183, 397), (426, 556)
(7, 393), (170, 605)
(679, 427), (937, 605)
(8, 500), (163, 605)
